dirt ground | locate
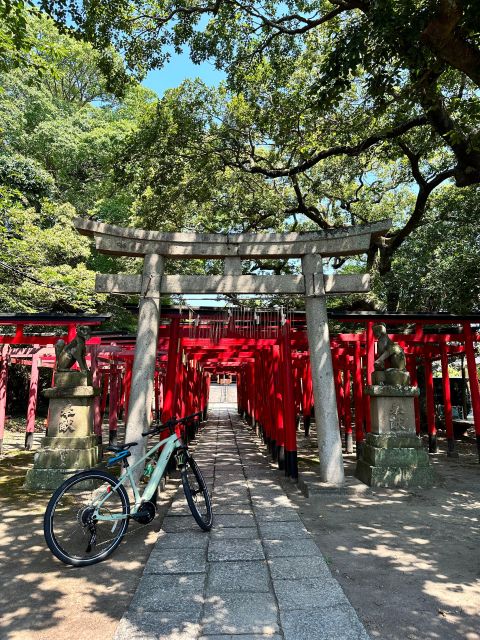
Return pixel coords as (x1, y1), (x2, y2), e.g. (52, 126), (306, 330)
(0, 419), (479, 640)
(0, 436), (180, 640)
(282, 427), (480, 640)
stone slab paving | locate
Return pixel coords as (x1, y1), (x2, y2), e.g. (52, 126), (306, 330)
(115, 405), (370, 640)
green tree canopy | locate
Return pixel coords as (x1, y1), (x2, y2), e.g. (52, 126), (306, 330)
(37, 2), (480, 289)
(0, 5), (478, 317)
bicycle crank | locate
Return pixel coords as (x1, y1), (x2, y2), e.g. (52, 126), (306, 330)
(132, 500), (156, 524)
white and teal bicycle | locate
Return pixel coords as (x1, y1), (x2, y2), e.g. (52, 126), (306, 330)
(43, 412), (213, 567)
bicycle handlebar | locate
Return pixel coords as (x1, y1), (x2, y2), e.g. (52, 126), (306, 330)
(141, 411), (203, 437)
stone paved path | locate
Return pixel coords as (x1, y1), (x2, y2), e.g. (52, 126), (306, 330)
(115, 405), (369, 640)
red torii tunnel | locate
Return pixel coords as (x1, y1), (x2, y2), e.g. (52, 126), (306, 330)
(1, 311), (479, 475)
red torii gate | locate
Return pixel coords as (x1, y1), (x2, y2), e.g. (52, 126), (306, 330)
(0, 314), (108, 452)
(93, 309), (480, 474)
(1, 310), (479, 471)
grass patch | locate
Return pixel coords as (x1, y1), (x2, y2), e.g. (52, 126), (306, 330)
(0, 450), (40, 502)
(298, 454), (320, 467)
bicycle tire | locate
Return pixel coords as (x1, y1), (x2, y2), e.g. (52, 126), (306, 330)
(181, 455), (213, 531)
(44, 469), (130, 567)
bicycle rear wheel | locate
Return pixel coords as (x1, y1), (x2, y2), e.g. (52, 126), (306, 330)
(44, 470), (130, 567)
(181, 455), (213, 531)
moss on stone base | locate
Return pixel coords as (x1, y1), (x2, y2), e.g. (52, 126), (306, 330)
(356, 432), (435, 488)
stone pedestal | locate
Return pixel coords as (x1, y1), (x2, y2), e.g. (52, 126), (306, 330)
(355, 385), (434, 488)
(24, 371), (101, 490)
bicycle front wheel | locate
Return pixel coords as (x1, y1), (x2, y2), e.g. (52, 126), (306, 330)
(181, 455), (213, 531)
(44, 470), (130, 567)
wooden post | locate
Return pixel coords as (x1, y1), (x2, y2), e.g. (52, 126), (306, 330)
(272, 344), (285, 467)
(0, 345), (10, 454)
(267, 347), (277, 445)
(204, 373), (211, 420)
(406, 355), (421, 435)
(353, 340), (364, 457)
(344, 359), (353, 454)
(90, 345), (103, 442)
(108, 364), (119, 445)
(25, 351), (40, 450)
(334, 359), (345, 429)
(100, 372), (109, 423)
(162, 317), (181, 421)
(281, 322), (298, 479)
(301, 358), (313, 437)
(302, 254), (344, 485)
(154, 370), (160, 421)
(440, 343), (456, 457)
(123, 359), (133, 421)
(463, 322), (480, 462)
(365, 322), (374, 433)
(425, 354), (437, 453)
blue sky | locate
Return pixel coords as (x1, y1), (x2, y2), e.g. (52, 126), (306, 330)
(143, 47), (225, 97)
(144, 48), (229, 307)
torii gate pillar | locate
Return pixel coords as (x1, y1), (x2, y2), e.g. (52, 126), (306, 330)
(125, 254), (164, 476)
(302, 255), (344, 484)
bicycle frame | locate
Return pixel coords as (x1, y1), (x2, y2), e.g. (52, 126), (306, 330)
(93, 431), (185, 522)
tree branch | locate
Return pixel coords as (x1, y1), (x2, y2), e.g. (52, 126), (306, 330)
(380, 142), (455, 270)
(232, 1), (346, 36)
(238, 117), (428, 177)
(420, 0), (480, 88)
(417, 72), (480, 186)
(287, 176), (332, 228)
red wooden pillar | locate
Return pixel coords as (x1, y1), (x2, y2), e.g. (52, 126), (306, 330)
(236, 371), (242, 414)
(365, 322), (374, 433)
(204, 373), (211, 420)
(463, 322), (480, 462)
(280, 322), (298, 479)
(90, 345), (103, 441)
(343, 358), (353, 454)
(247, 362), (255, 427)
(272, 344), (285, 468)
(292, 357), (302, 430)
(440, 343), (456, 457)
(333, 358), (345, 429)
(406, 355), (421, 435)
(45, 367), (55, 435)
(99, 372), (108, 416)
(425, 353), (437, 453)
(192, 362), (199, 416)
(154, 369), (160, 421)
(254, 351), (263, 432)
(301, 357), (313, 437)
(239, 366), (245, 416)
(353, 340), (364, 456)
(264, 348), (275, 446)
(108, 364), (119, 444)
(25, 352), (40, 450)
(0, 345), (10, 454)
(256, 350), (266, 440)
(183, 359), (195, 442)
(162, 318), (181, 422)
(175, 355), (187, 435)
(263, 348), (273, 451)
(123, 359), (133, 423)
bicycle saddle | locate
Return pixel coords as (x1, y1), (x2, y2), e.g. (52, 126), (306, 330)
(106, 442), (138, 453)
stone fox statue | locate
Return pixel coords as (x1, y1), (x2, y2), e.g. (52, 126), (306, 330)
(55, 325), (92, 372)
(372, 323), (407, 371)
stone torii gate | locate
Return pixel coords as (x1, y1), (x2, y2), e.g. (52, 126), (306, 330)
(76, 217), (391, 484)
